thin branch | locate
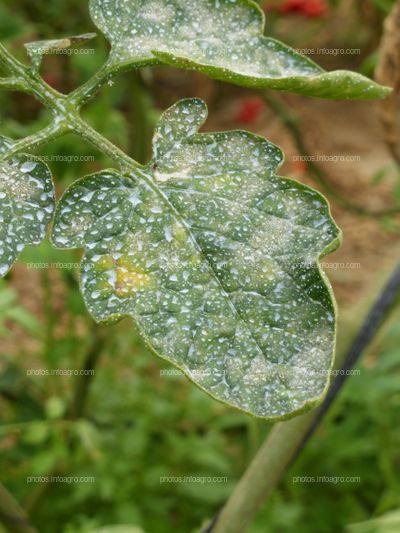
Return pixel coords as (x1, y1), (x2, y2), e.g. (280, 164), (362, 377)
(262, 92), (400, 218)
(0, 121), (69, 162)
(67, 60), (117, 109)
(69, 324), (106, 419)
(0, 42), (71, 114)
(0, 43), (143, 170)
(68, 57), (159, 110)
(73, 115), (143, 170)
(0, 77), (28, 92)
(0, 482), (37, 533)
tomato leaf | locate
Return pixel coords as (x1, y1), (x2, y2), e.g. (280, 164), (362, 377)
(25, 33), (96, 71)
(89, 0), (390, 99)
(0, 140), (55, 277)
(51, 98), (341, 420)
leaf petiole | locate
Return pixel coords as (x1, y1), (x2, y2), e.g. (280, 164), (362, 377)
(0, 43), (143, 170)
(0, 121), (70, 163)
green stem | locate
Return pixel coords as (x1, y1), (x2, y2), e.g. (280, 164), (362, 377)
(0, 121), (69, 162)
(67, 58), (159, 110)
(0, 44), (148, 171)
(69, 324), (106, 419)
(0, 482), (37, 533)
(0, 77), (29, 92)
(213, 413), (315, 533)
(67, 60), (117, 109)
(127, 71), (153, 164)
(0, 43), (69, 115)
(73, 115), (142, 171)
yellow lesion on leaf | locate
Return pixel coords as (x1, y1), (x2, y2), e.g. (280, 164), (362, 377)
(172, 223), (188, 244)
(115, 256), (151, 297)
(115, 267), (151, 297)
(94, 254), (152, 297)
(95, 254), (114, 271)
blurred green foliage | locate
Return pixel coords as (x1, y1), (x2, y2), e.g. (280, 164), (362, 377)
(1, 238), (400, 532)
(1, 0), (400, 532)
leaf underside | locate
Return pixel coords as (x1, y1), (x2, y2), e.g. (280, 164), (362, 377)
(0, 138), (55, 277)
(89, 0), (390, 100)
(52, 99), (341, 420)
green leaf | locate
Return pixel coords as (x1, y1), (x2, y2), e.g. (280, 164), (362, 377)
(347, 509), (400, 533)
(52, 98), (341, 420)
(24, 33), (96, 71)
(0, 143), (55, 277)
(89, 0), (390, 100)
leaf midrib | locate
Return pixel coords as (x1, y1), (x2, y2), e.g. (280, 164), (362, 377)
(133, 165), (268, 360)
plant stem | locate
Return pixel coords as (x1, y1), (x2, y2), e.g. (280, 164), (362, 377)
(211, 261), (400, 533)
(0, 121), (69, 162)
(213, 412), (315, 533)
(0, 44), (145, 171)
(0, 47), (194, 260)
(67, 58), (159, 109)
(0, 43), (69, 114)
(73, 115), (143, 171)
(0, 77), (29, 92)
(0, 482), (37, 533)
(69, 324), (106, 419)
(67, 60), (117, 109)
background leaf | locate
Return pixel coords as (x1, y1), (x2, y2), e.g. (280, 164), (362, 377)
(89, 0), (390, 99)
(24, 32), (96, 71)
(0, 144), (55, 277)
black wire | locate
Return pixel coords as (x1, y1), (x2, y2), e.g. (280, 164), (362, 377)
(203, 512), (220, 533)
(296, 262), (400, 453)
